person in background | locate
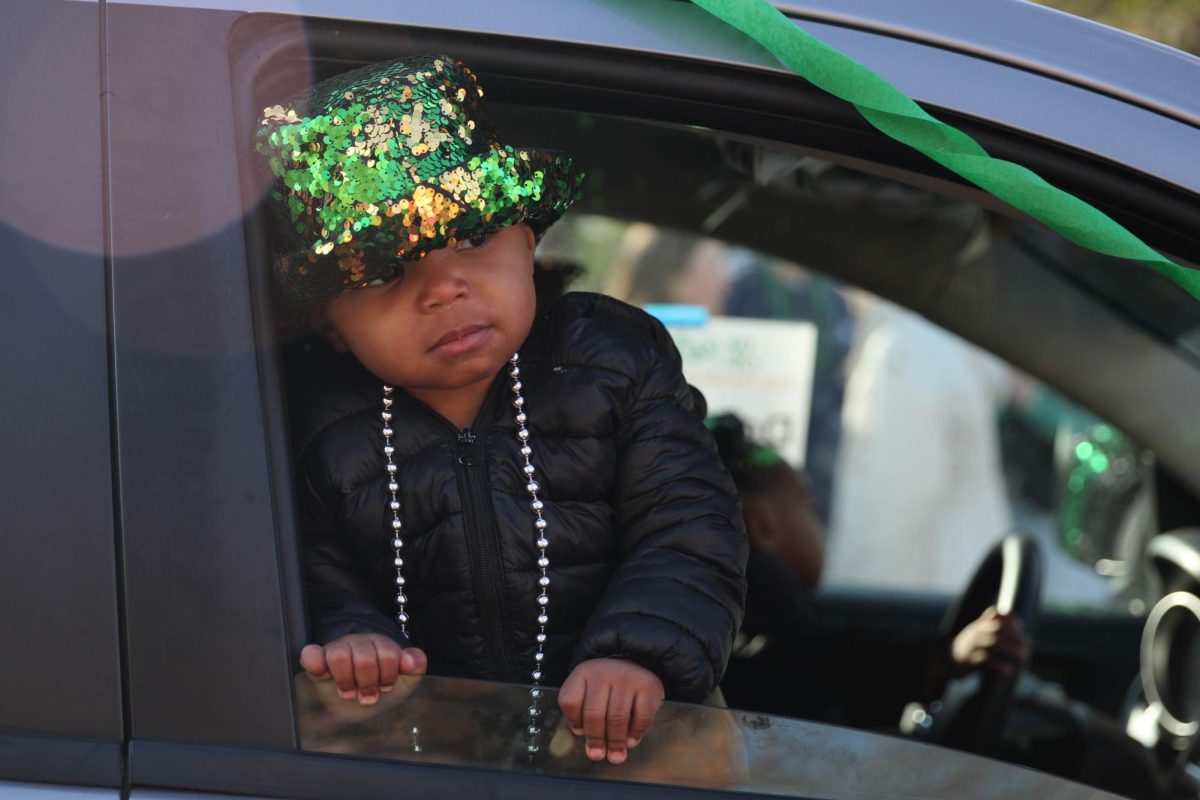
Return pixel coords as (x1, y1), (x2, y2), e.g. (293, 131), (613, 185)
(709, 413), (830, 719)
(827, 295), (1012, 592)
(608, 228), (849, 527)
(722, 249), (852, 527)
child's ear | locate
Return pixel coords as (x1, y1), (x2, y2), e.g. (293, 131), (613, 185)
(520, 222), (536, 254)
(310, 304), (349, 352)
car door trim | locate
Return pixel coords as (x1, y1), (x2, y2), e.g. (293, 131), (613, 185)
(128, 740), (780, 800)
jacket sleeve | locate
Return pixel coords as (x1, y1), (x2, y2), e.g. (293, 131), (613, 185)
(296, 434), (410, 647)
(571, 313), (749, 702)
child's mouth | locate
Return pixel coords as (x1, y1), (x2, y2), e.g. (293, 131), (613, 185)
(429, 324), (492, 357)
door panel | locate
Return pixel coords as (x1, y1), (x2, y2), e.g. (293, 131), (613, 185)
(0, 0), (124, 754)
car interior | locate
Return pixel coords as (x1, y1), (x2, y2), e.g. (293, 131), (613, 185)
(233, 13), (1200, 800)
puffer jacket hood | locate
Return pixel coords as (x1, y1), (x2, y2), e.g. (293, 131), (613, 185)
(287, 292), (748, 702)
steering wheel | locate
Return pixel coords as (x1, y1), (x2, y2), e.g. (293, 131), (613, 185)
(930, 533), (1043, 754)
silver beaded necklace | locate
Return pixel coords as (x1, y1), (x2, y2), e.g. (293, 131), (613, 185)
(381, 351), (551, 688)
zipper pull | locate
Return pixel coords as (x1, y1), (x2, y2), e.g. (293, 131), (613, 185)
(456, 427), (477, 466)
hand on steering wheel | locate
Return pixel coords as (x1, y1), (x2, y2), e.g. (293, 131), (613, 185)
(950, 606), (1031, 678)
(929, 533), (1043, 754)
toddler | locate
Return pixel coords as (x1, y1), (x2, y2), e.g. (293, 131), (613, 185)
(256, 54), (747, 765)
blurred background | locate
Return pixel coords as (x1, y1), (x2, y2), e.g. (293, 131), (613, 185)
(1033, 0), (1200, 54)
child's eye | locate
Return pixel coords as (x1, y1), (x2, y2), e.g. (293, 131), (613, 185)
(357, 267), (404, 289)
(455, 232), (490, 251)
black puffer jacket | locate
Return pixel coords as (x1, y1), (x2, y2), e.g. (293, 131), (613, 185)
(288, 292), (748, 702)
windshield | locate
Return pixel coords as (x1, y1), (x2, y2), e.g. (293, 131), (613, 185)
(295, 673), (1117, 799)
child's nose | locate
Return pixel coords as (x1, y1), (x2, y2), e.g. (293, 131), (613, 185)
(416, 255), (469, 311)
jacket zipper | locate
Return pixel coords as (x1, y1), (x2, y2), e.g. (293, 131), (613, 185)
(454, 426), (524, 682)
(395, 375), (523, 680)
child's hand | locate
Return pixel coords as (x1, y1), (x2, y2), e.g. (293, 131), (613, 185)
(558, 658), (665, 765)
(950, 606), (1030, 677)
(299, 634), (427, 705)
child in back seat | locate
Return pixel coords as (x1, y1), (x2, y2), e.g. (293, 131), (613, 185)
(256, 54), (747, 765)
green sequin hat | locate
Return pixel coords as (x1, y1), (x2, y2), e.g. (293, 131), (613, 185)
(255, 54), (585, 314)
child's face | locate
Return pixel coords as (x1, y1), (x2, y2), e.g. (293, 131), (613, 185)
(320, 223), (538, 399)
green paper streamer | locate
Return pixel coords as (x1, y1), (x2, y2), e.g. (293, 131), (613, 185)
(688, 0), (1200, 303)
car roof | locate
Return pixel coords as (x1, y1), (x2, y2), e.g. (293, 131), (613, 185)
(114, 0), (1200, 130)
(119, 0), (1200, 199)
(776, 0), (1200, 130)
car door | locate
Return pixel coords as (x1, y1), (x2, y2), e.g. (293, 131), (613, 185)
(0, 2), (125, 797)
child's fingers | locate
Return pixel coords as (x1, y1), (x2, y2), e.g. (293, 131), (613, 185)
(348, 637), (382, 704)
(604, 685), (633, 764)
(400, 646), (428, 675)
(627, 687), (662, 749)
(371, 636), (402, 689)
(324, 641), (358, 700)
(557, 671), (586, 735)
(299, 644), (330, 679)
(582, 682), (613, 761)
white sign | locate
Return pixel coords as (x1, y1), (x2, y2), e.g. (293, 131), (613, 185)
(667, 316), (818, 467)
